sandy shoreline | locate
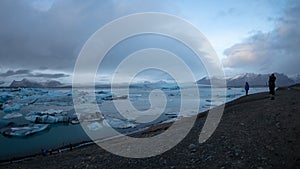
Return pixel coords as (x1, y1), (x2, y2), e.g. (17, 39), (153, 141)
(2, 86), (300, 169)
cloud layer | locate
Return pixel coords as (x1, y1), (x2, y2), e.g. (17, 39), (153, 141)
(0, 69), (69, 78)
(223, 2), (300, 75)
(0, 0), (174, 72)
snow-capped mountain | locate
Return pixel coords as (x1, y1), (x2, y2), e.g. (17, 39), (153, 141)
(291, 74), (300, 83)
(197, 73), (295, 87)
(9, 79), (63, 88)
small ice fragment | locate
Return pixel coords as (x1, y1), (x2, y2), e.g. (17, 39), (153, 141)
(0, 92), (14, 103)
(104, 118), (136, 129)
(3, 104), (21, 113)
(3, 112), (23, 119)
(87, 122), (103, 131)
(2, 124), (49, 137)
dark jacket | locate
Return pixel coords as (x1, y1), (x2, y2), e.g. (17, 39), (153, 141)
(269, 74), (276, 88)
(245, 82), (249, 90)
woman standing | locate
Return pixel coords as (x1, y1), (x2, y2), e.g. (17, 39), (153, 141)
(245, 82), (250, 96)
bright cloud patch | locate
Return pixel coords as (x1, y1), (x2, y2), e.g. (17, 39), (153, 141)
(223, 3), (300, 75)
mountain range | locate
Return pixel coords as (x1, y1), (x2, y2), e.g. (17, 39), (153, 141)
(2, 73), (298, 88)
(9, 79), (63, 88)
(197, 73), (296, 87)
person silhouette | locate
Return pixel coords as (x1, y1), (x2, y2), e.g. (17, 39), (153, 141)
(245, 82), (249, 96)
(268, 73), (276, 100)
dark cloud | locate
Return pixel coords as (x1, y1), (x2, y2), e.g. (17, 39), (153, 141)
(223, 2), (300, 75)
(0, 0), (172, 73)
(29, 73), (69, 78)
(0, 69), (31, 77)
(0, 69), (69, 79)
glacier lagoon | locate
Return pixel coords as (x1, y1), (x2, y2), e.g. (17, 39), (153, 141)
(0, 84), (268, 161)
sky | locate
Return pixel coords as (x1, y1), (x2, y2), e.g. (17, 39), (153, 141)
(0, 0), (299, 85)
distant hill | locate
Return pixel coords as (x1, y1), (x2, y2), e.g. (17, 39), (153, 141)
(9, 79), (63, 88)
(42, 80), (63, 87)
(291, 74), (300, 83)
(197, 73), (295, 87)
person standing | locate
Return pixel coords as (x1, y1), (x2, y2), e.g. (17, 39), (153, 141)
(269, 73), (276, 100)
(245, 82), (250, 96)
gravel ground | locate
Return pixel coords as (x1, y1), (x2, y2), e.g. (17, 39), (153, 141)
(2, 87), (300, 169)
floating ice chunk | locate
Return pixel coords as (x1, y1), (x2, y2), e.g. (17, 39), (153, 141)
(2, 124), (49, 137)
(77, 112), (104, 122)
(70, 119), (80, 124)
(87, 122), (103, 131)
(37, 115), (67, 123)
(33, 88), (49, 94)
(25, 114), (69, 123)
(3, 112), (23, 119)
(40, 109), (63, 115)
(165, 112), (177, 115)
(25, 109), (68, 123)
(111, 95), (128, 100)
(0, 93), (14, 103)
(103, 118), (136, 129)
(27, 109), (64, 116)
(95, 90), (111, 94)
(3, 104), (21, 113)
(19, 95), (39, 105)
(97, 92), (128, 101)
(25, 114), (38, 122)
(165, 112), (178, 118)
(161, 83), (180, 90)
(0, 120), (14, 129)
(98, 93), (113, 100)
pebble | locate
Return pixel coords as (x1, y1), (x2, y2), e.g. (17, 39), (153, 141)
(275, 122), (280, 128)
(188, 144), (197, 151)
(265, 145), (274, 151)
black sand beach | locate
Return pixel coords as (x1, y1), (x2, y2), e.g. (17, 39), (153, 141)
(2, 86), (300, 169)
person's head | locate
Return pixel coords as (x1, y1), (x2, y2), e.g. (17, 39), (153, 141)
(246, 81), (248, 84)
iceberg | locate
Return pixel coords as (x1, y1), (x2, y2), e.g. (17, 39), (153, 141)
(0, 93), (14, 103)
(2, 124), (49, 137)
(103, 118), (136, 129)
(3, 112), (23, 119)
(25, 110), (69, 123)
(3, 104), (21, 113)
(78, 112), (104, 122)
(87, 122), (103, 131)
(95, 90), (111, 94)
(98, 93), (113, 100)
(0, 120), (14, 129)
(95, 91), (127, 101)
(39, 109), (64, 115)
(161, 85), (180, 90)
(165, 112), (178, 118)
(111, 95), (128, 100)
(25, 114), (69, 123)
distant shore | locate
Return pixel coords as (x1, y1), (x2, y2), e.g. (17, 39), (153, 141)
(2, 85), (300, 168)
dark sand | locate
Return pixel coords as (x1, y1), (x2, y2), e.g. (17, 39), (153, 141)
(2, 87), (300, 169)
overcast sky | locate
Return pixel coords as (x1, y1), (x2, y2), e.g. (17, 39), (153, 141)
(0, 0), (299, 84)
